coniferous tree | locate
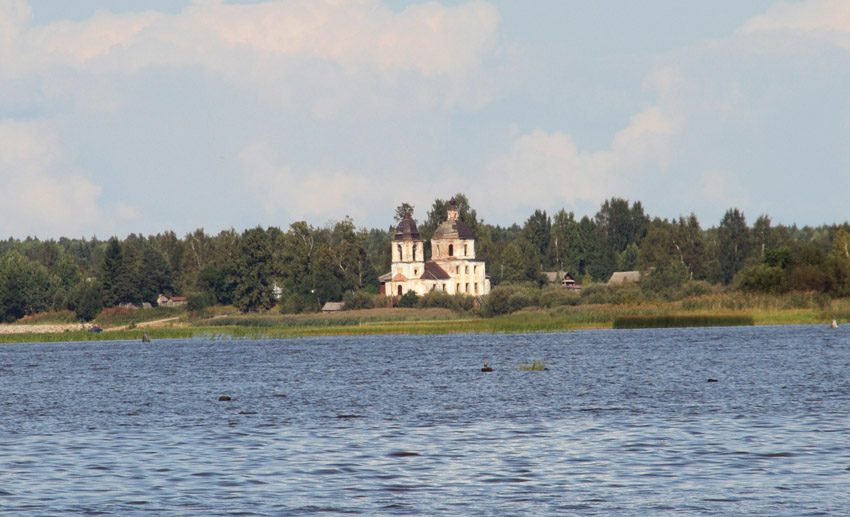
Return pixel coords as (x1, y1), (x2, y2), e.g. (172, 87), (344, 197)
(232, 227), (276, 312)
(100, 237), (126, 307)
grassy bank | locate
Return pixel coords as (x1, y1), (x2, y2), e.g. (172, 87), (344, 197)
(1, 292), (847, 343)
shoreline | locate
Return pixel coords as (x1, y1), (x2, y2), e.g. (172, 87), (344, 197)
(0, 309), (841, 344)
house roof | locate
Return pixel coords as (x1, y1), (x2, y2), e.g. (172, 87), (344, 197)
(607, 271), (641, 285)
(322, 302), (345, 311)
(394, 214), (420, 241)
(377, 272), (392, 282)
(421, 261), (451, 280)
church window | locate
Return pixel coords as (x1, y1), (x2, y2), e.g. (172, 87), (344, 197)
(398, 285), (403, 296)
(448, 244), (454, 256)
(474, 265), (477, 274)
(456, 266), (460, 274)
(414, 268), (418, 275)
(456, 283), (460, 292)
(436, 245), (440, 257)
(464, 244), (468, 256)
(465, 283), (469, 293)
(474, 283), (478, 294)
(465, 266), (469, 274)
(442, 283), (446, 291)
(413, 244), (417, 261)
(397, 244), (402, 260)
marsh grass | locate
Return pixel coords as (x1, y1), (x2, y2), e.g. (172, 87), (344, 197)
(613, 314), (755, 329)
(4, 293), (850, 343)
(518, 360), (548, 371)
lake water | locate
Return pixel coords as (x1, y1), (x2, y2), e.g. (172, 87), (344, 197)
(1, 325), (849, 515)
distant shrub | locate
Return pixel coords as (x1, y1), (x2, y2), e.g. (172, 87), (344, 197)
(677, 280), (714, 299)
(538, 287), (580, 308)
(418, 290), (472, 312)
(481, 285), (539, 316)
(279, 293), (317, 314)
(579, 283), (608, 304)
(187, 292), (214, 312)
(343, 290), (375, 310)
(66, 281), (103, 322)
(397, 290), (419, 308)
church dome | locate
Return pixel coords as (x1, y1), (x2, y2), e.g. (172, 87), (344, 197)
(432, 218), (474, 240)
(394, 214), (420, 240)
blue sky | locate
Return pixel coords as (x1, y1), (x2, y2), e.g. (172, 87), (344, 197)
(2, 0), (847, 239)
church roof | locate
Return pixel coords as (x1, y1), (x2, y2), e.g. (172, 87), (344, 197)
(421, 261), (450, 280)
(432, 218), (474, 240)
(394, 214), (420, 240)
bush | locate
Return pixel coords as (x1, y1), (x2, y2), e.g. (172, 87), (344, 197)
(343, 290), (375, 310)
(417, 290), (473, 312)
(397, 290), (419, 308)
(481, 285), (539, 316)
(279, 293), (318, 314)
(677, 280), (714, 298)
(538, 287), (580, 308)
(187, 292), (215, 312)
(66, 281), (103, 322)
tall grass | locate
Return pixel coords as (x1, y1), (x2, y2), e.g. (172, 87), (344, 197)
(612, 314), (754, 329)
(518, 360), (548, 371)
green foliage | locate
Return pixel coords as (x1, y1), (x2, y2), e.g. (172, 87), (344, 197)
(0, 251), (52, 322)
(187, 292), (215, 312)
(232, 227), (276, 312)
(717, 208), (751, 284)
(100, 237), (126, 307)
(66, 280), (103, 321)
(397, 290), (419, 308)
(343, 290), (375, 310)
(481, 284), (539, 316)
(417, 290), (474, 312)
(735, 264), (785, 294)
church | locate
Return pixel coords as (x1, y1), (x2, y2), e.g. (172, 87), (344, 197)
(383, 199), (490, 298)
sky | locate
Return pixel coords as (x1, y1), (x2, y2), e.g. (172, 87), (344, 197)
(2, 0), (848, 239)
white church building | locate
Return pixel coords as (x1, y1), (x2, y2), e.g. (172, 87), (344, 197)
(383, 199), (490, 297)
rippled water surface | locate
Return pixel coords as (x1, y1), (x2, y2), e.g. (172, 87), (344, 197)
(2, 325), (850, 515)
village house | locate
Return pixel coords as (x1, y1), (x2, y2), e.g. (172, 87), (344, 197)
(542, 271), (582, 290)
(607, 271), (641, 286)
(382, 199), (490, 298)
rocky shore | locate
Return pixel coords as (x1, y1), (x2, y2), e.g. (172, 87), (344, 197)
(0, 324), (91, 334)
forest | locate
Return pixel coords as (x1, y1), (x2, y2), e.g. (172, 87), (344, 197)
(1, 194), (849, 323)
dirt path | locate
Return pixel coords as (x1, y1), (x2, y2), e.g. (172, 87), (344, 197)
(105, 317), (180, 332)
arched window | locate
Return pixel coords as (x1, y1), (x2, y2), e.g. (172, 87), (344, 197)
(464, 244), (468, 256)
(398, 285), (403, 296)
(412, 244), (416, 261)
(448, 244), (454, 256)
(436, 245), (440, 257)
(397, 244), (403, 260)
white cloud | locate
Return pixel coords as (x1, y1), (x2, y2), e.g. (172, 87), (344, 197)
(740, 0), (850, 34)
(0, 120), (106, 237)
(484, 105), (680, 217)
(237, 141), (378, 223)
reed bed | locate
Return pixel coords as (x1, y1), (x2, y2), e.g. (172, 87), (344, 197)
(518, 360), (548, 371)
(613, 314), (755, 329)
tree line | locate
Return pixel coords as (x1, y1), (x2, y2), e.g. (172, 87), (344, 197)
(1, 194), (849, 322)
